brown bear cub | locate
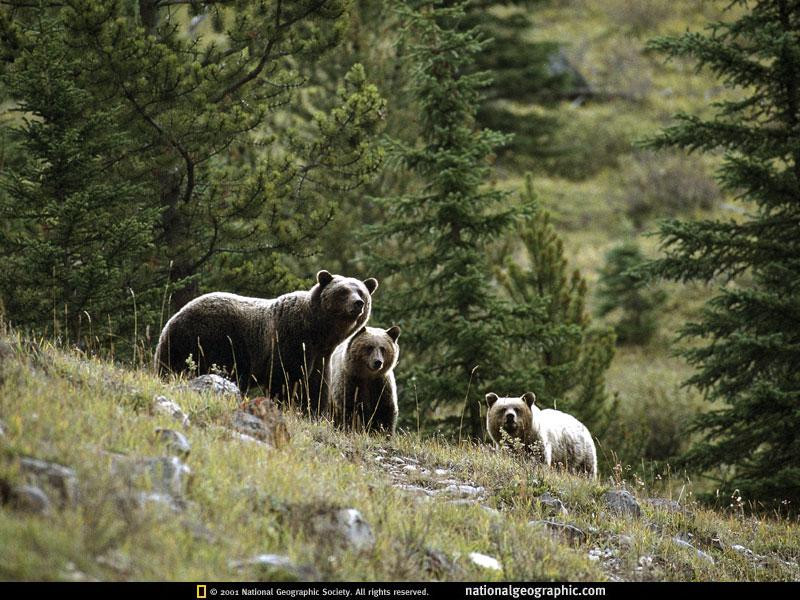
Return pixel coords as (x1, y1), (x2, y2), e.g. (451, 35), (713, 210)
(329, 326), (400, 435)
(154, 270), (378, 416)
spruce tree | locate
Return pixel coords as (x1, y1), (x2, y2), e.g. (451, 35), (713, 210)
(461, 1), (579, 162)
(645, 0), (800, 509)
(365, 1), (529, 439)
(597, 241), (666, 345)
(496, 177), (616, 434)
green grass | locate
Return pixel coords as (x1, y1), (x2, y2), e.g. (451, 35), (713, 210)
(1, 335), (798, 581)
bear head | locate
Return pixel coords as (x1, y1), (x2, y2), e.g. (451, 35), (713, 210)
(312, 270), (379, 339)
(485, 392), (536, 448)
(347, 325), (401, 378)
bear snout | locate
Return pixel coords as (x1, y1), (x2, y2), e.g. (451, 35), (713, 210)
(349, 298), (365, 316)
(371, 358), (384, 371)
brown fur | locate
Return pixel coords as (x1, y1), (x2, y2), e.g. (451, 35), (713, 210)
(329, 326), (400, 435)
(485, 392), (537, 454)
(154, 270), (378, 416)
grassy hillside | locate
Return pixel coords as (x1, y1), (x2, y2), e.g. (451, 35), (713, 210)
(1, 334), (797, 582)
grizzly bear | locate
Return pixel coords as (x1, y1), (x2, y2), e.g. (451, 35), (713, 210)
(154, 270), (378, 416)
(329, 326), (400, 435)
(486, 392), (597, 478)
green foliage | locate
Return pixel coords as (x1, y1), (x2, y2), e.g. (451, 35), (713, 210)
(460, 1), (577, 163)
(496, 176), (616, 435)
(0, 15), (158, 343)
(0, 0), (385, 350)
(365, 1), (532, 439)
(644, 0), (800, 511)
(597, 241), (666, 345)
(621, 150), (721, 230)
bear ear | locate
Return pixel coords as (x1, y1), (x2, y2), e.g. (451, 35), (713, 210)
(364, 278), (379, 294)
(317, 270), (334, 287)
(386, 326), (401, 342)
(485, 392), (499, 408)
(353, 326), (367, 338)
(522, 392), (536, 408)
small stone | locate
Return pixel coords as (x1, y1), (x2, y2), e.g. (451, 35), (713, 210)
(155, 428), (191, 456)
(537, 492), (568, 517)
(468, 552), (502, 571)
(440, 484), (485, 498)
(310, 508), (375, 552)
(111, 455), (191, 499)
(19, 457), (77, 505)
(402, 464), (418, 472)
(638, 555), (653, 568)
(394, 484), (433, 497)
(153, 395), (190, 428)
(433, 468), (451, 476)
(528, 520), (586, 545)
(187, 374), (241, 397)
(672, 537), (715, 565)
(229, 554), (317, 581)
(230, 400), (290, 448)
(10, 485), (52, 513)
(603, 489), (642, 518)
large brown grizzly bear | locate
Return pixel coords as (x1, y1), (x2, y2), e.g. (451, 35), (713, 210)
(329, 325), (400, 435)
(154, 270), (378, 416)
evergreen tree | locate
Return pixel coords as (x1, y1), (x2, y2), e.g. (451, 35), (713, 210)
(0, 1), (385, 349)
(644, 0), (800, 510)
(461, 0), (580, 162)
(366, 0), (531, 439)
(496, 176), (616, 434)
(597, 241), (666, 345)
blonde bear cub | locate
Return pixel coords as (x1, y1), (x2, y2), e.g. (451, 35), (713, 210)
(486, 392), (597, 478)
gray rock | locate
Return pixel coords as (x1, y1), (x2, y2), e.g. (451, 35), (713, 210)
(230, 401), (290, 448)
(229, 554), (317, 581)
(310, 508), (375, 552)
(672, 537), (715, 565)
(603, 489), (642, 518)
(10, 484), (52, 513)
(143, 456), (191, 498)
(155, 428), (191, 456)
(231, 410), (269, 440)
(187, 374), (241, 398)
(153, 395), (190, 428)
(0, 419), (5, 437)
(394, 484), (434, 497)
(537, 492), (568, 517)
(111, 455), (191, 499)
(19, 457), (77, 505)
(528, 519), (586, 545)
(439, 484), (485, 498)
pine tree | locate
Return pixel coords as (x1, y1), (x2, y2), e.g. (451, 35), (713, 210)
(496, 176), (616, 434)
(644, 0), (800, 510)
(365, 1), (530, 439)
(0, 1), (385, 349)
(597, 241), (666, 345)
